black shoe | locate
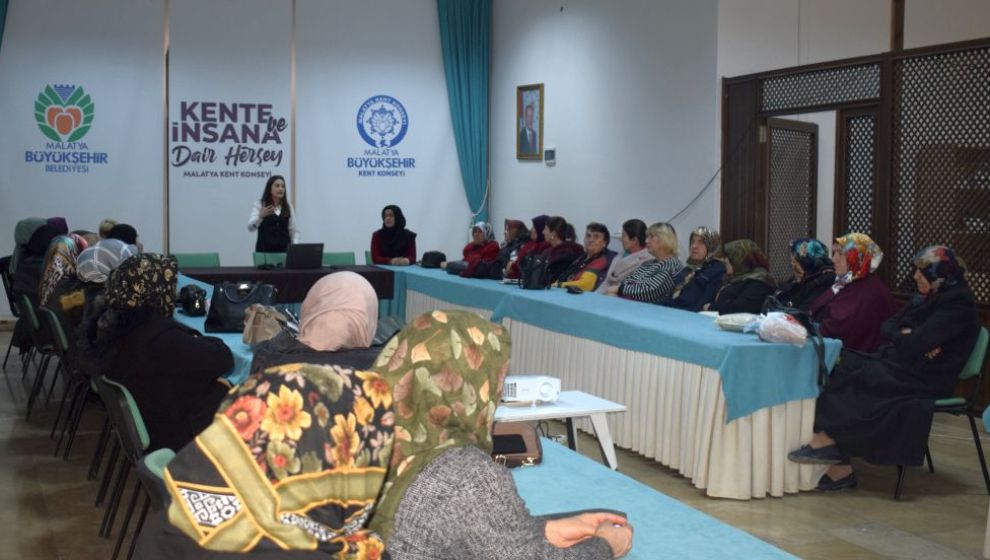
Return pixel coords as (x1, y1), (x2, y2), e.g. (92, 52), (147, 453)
(787, 444), (845, 465)
(816, 472), (857, 492)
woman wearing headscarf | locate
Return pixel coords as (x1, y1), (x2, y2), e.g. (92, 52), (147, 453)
(10, 217), (46, 274)
(707, 239), (776, 315)
(39, 233), (88, 307)
(540, 216), (585, 285)
(10, 221), (58, 355)
(370, 310), (633, 559)
(772, 238), (835, 311)
(666, 226), (726, 311)
(134, 362), (393, 559)
(251, 271), (381, 373)
(607, 222), (684, 305)
(505, 214), (550, 280)
(789, 246), (980, 491)
(452, 222), (500, 278)
(596, 219), (652, 294)
(808, 233), (894, 352)
(76, 239), (140, 345)
(371, 205), (417, 265)
(558, 222), (616, 292)
(46, 216), (69, 235)
(107, 223), (142, 251)
(87, 254), (233, 451)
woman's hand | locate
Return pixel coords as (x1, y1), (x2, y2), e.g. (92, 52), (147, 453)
(594, 522), (633, 558)
(545, 513), (628, 548)
(390, 257), (411, 266)
(260, 204), (276, 218)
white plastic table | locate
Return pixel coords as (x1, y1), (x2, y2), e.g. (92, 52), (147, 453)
(495, 390), (627, 470)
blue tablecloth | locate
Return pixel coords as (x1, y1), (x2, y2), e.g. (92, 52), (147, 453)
(175, 274), (253, 385)
(393, 266), (841, 422)
(514, 440), (795, 559)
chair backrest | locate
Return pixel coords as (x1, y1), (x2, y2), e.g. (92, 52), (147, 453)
(253, 252), (287, 267)
(137, 448), (175, 511)
(0, 264), (19, 318)
(92, 376), (151, 460)
(365, 250), (373, 265)
(37, 307), (70, 357)
(18, 294), (40, 331)
(173, 252), (220, 268)
(961, 326), (989, 381)
(322, 251), (356, 266)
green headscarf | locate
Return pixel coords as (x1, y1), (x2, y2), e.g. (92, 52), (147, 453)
(368, 310), (511, 542)
(723, 239), (775, 286)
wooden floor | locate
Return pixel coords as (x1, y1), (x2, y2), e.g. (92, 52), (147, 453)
(1, 327), (988, 559)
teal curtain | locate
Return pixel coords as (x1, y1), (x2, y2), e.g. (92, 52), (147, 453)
(437, 0), (491, 223)
(0, 0), (8, 55)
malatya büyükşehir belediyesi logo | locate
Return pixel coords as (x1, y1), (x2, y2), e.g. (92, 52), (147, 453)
(35, 84), (93, 142)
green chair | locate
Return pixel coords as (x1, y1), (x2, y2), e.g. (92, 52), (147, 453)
(365, 250), (373, 265)
(894, 326), (990, 500)
(173, 252), (220, 268)
(253, 252), (286, 267)
(323, 251), (356, 266)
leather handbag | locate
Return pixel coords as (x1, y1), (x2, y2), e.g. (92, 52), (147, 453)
(420, 251), (446, 269)
(491, 422), (543, 468)
(205, 281), (276, 333)
(519, 253), (550, 290)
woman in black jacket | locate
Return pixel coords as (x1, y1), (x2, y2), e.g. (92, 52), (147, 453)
(707, 239), (775, 315)
(772, 238), (835, 310)
(788, 246), (980, 491)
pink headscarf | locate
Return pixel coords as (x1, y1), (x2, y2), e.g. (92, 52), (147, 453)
(297, 271), (378, 351)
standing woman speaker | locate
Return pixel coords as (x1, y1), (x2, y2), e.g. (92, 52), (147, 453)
(247, 175), (299, 252)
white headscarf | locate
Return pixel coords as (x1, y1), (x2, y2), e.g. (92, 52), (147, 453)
(297, 271), (378, 351)
(76, 239), (139, 284)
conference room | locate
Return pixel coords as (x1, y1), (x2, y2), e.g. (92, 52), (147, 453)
(2, 0), (990, 559)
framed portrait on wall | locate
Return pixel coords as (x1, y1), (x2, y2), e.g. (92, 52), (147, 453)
(516, 83), (544, 160)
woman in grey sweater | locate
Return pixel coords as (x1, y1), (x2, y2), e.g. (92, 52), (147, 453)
(369, 310), (633, 559)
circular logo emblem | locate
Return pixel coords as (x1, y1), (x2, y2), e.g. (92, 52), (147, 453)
(356, 95), (408, 148)
(35, 84), (94, 142)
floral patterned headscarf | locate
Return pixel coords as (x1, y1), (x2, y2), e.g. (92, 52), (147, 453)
(914, 245), (967, 295)
(833, 232), (882, 285)
(39, 234), (88, 306)
(790, 238), (833, 277)
(369, 310), (511, 542)
(106, 253), (178, 316)
(164, 363), (393, 557)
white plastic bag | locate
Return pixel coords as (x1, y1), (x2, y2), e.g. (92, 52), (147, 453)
(755, 312), (808, 346)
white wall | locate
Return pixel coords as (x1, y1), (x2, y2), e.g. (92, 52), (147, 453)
(491, 0), (720, 255)
(905, 0), (990, 49)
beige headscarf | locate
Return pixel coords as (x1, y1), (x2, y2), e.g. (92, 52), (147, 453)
(298, 271), (378, 351)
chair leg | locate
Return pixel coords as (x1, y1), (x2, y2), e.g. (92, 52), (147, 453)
(21, 347), (36, 380)
(60, 383), (90, 460)
(111, 479), (142, 560)
(100, 459), (131, 538)
(925, 445), (935, 474)
(894, 465), (906, 501)
(88, 417), (111, 480)
(967, 414), (990, 495)
(25, 354), (52, 420)
(44, 361), (63, 406)
(2, 337), (14, 369)
(50, 376), (77, 440)
(126, 494), (151, 560)
(96, 440), (120, 507)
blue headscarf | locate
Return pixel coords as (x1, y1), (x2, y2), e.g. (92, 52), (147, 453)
(789, 238), (832, 276)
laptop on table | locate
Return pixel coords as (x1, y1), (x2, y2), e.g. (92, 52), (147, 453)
(285, 243), (324, 269)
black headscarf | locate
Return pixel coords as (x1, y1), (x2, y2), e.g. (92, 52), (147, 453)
(107, 224), (138, 245)
(531, 215), (549, 242)
(25, 224), (62, 257)
(378, 205), (416, 258)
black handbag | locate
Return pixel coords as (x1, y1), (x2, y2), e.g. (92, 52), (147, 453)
(762, 295), (829, 387)
(420, 251), (446, 269)
(205, 281), (277, 333)
(519, 253), (550, 290)
(178, 285), (207, 317)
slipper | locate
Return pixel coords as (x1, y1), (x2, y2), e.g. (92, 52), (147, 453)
(787, 444), (845, 465)
(816, 472), (857, 492)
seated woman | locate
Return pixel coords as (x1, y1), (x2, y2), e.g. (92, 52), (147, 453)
(707, 239), (775, 315)
(558, 222), (616, 292)
(86, 254), (233, 451)
(98, 219), (117, 240)
(505, 214), (549, 279)
(809, 233), (893, 352)
(451, 222), (500, 277)
(39, 233), (88, 307)
(788, 246), (980, 491)
(9, 217), (47, 275)
(135, 361), (393, 559)
(251, 271), (380, 373)
(372, 310), (634, 559)
(540, 216), (585, 284)
(10, 221), (59, 356)
(605, 222), (684, 304)
(596, 219), (652, 294)
(371, 204), (417, 265)
(469, 218), (530, 280)
(106, 223), (144, 252)
(773, 238), (835, 310)
(76, 239), (140, 343)
(666, 226), (725, 311)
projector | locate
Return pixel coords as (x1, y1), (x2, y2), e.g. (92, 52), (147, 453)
(502, 375), (561, 404)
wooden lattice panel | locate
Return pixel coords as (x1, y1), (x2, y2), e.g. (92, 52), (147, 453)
(844, 114), (876, 237)
(767, 127), (815, 280)
(761, 64), (880, 112)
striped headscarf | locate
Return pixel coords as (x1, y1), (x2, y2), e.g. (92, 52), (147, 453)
(76, 239), (140, 284)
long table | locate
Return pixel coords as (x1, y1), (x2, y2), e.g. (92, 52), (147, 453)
(174, 274), (254, 384)
(388, 265), (839, 499)
(182, 265), (394, 303)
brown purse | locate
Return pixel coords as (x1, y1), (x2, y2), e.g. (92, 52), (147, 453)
(491, 422), (543, 468)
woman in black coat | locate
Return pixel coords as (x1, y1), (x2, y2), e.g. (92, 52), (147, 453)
(772, 238), (835, 310)
(788, 246), (980, 491)
(707, 239), (775, 315)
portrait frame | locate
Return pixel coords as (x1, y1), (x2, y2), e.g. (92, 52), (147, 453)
(516, 83), (544, 160)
